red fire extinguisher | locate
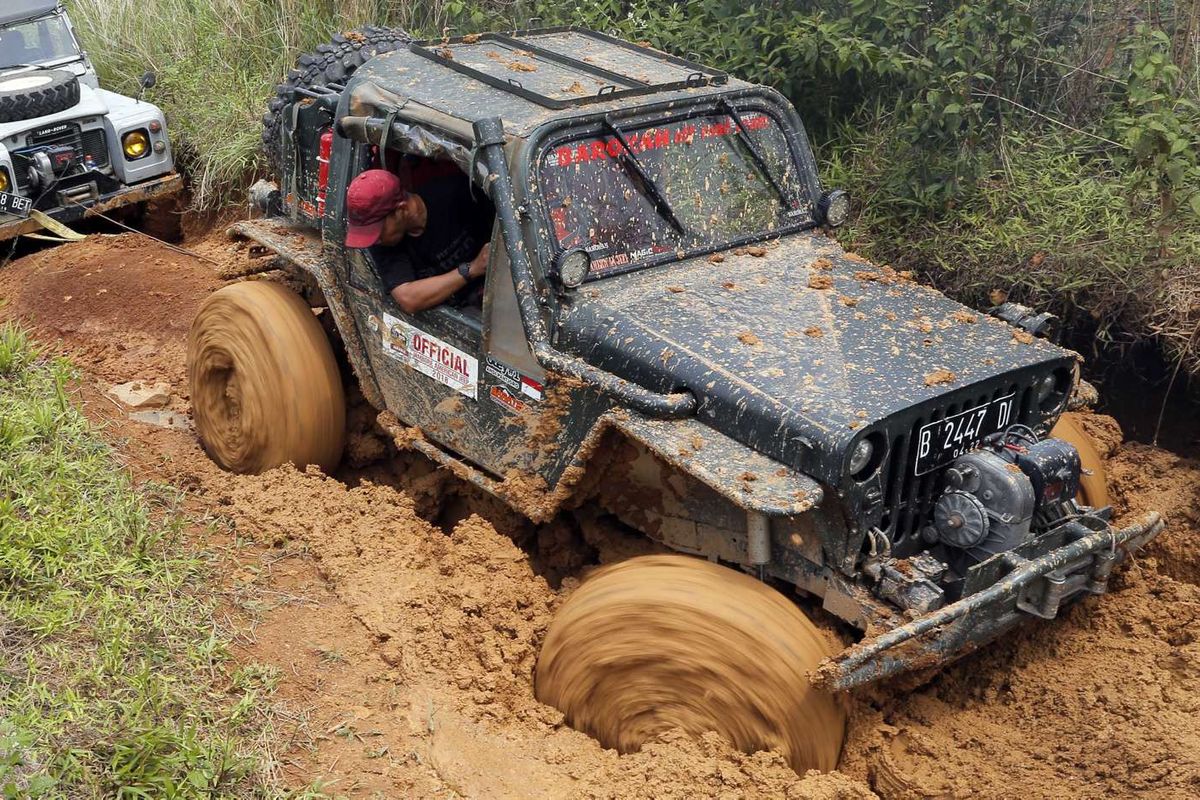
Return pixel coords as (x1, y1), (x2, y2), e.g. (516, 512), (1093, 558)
(316, 127), (333, 218)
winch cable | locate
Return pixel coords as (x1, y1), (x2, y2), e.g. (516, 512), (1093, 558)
(56, 195), (222, 267)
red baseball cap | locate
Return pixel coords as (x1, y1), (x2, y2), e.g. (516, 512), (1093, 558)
(346, 169), (407, 248)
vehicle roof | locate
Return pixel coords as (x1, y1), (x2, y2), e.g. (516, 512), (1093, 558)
(1, 1), (59, 27)
(351, 27), (760, 139)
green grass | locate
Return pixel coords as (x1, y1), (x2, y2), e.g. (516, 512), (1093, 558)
(0, 323), (300, 797)
(66, 0), (492, 208)
(823, 125), (1200, 374)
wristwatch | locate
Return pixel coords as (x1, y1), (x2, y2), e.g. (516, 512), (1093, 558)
(457, 262), (472, 282)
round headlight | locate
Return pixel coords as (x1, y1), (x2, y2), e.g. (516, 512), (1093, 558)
(555, 248), (591, 289)
(849, 437), (874, 476)
(0, 168), (9, 193)
(122, 130), (150, 160)
(817, 189), (850, 227)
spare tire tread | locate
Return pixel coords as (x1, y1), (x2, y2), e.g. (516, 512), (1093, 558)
(262, 26), (412, 175)
(0, 70), (80, 123)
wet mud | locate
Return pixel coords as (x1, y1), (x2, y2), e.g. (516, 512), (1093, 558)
(1, 232), (1198, 798)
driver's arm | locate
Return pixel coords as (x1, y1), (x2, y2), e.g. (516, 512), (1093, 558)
(390, 243), (489, 313)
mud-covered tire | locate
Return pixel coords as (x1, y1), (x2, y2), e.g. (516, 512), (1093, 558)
(262, 27), (412, 173)
(187, 281), (345, 474)
(1051, 412), (1110, 507)
(0, 70), (80, 123)
(535, 555), (846, 773)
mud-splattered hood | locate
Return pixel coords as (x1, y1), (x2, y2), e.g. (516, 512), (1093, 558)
(557, 234), (1077, 485)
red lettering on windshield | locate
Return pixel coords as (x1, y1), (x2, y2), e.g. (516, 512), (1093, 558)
(548, 114), (776, 168)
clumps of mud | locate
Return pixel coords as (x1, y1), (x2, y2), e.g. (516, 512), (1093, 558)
(193, 463), (866, 797)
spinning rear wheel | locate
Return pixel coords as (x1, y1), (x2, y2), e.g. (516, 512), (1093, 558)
(187, 281), (345, 474)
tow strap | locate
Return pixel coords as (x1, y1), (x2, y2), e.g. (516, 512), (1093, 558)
(24, 209), (87, 242)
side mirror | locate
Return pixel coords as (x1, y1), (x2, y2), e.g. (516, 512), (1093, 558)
(139, 71), (157, 90)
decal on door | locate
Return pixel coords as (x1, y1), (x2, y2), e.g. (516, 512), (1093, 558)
(484, 356), (543, 403)
(372, 313), (479, 399)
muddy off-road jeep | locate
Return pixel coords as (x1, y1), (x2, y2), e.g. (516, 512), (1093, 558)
(0, 1), (180, 242)
(188, 28), (1164, 771)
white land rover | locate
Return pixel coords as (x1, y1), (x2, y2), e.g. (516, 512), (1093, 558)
(0, 0), (180, 240)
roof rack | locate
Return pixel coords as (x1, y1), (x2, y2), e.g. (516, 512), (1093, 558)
(409, 27), (728, 110)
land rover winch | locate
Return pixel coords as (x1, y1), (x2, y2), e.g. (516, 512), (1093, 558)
(186, 27), (1163, 772)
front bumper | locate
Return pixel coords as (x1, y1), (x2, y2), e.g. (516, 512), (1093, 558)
(0, 171), (182, 243)
(814, 511), (1165, 691)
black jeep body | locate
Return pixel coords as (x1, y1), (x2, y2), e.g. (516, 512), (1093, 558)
(237, 28), (1162, 691)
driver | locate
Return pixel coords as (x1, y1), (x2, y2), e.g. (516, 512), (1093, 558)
(345, 168), (494, 313)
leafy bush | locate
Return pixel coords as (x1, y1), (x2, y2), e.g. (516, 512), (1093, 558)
(66, 0), (1200, 376)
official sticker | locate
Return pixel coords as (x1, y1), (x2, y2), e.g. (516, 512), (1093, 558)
(489, 385), (527, 414)
(379, 312), (479, 399)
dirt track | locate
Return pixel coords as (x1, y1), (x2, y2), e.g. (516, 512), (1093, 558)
(2, 232), (1199, 798)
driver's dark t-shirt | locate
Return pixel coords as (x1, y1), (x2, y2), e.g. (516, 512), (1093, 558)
(371, 174), (495, 306)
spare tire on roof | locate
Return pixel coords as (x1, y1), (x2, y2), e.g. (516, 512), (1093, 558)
(261, 27), (412, 176)
(0, 69), (80, 123)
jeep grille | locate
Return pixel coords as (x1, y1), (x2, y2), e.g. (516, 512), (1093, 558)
(878, 378), (1039, 553)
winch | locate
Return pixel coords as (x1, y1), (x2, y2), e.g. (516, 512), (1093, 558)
(923, 426), (1083, 573)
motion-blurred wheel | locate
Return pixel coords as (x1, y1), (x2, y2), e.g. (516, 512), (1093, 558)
(536, 554), (846, 772)
(187, 281), (345, 474)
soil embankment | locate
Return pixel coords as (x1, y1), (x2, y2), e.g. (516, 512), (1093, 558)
(2, 232), (1198, 798)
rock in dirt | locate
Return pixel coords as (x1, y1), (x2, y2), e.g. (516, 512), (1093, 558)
(128, 409), (193, 430)
(107, 380), (172, 409)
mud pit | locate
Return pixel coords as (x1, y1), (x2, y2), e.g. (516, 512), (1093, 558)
(2, 232), (1199, 798)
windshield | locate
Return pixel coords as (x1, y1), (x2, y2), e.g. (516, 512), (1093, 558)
(538, 106), (811, 277)
(0, 14), (79, 70)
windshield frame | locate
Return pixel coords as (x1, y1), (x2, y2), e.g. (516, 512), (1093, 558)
(527, 87), (824, 283)
(0, 10), (84, 72)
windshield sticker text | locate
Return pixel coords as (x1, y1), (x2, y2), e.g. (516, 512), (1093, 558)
(548, 113), (771, 168)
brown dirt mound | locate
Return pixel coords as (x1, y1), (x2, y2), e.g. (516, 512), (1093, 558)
(3, 231), (1200, 798)
(0, 234), (222, 386)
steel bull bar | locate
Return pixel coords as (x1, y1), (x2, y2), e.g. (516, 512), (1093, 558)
(814, 511), (1165, 692)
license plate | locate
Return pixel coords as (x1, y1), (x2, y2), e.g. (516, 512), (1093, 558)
(0, 190), (32, 218)
(913, 393), (1017, 475)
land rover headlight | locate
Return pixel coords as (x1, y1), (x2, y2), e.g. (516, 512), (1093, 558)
(554, 248), (591, 289)
(122, 130), (150, 160)
(849, 437), (874, 476)
(0, 168), (9, 193)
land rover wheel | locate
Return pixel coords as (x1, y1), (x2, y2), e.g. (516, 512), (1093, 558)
(535, 555), (846, 773)
(0, 70), (80, 123)
(187, 281), (345, 474)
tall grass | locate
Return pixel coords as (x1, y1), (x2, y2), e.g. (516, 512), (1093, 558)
(0, 323), (296, 796)
(68, 0), (487, 206)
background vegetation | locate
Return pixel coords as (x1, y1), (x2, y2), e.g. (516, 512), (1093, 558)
(68, 0), (1199, 381)
(0, 324), (296, 797)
